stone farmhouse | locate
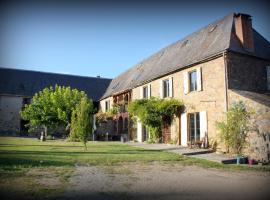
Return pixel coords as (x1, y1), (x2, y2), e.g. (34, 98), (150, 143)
(0, 68), (112, 134)
(0, 12), (269, 162)
(99, 13), (270, 161)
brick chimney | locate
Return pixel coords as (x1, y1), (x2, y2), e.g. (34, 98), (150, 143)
(234, 13), (254, 52)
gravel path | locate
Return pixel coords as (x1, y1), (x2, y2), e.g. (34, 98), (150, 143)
(53, 162), (270, 200)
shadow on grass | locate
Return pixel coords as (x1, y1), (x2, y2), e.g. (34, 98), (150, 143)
(0, 157), (73, 169)
(0, 144), (85, 148)
(0, 149), (163, 156)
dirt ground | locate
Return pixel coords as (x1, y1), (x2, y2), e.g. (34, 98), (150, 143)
(53, 162), (270, 200)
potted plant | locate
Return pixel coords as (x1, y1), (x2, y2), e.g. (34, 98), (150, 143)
(248, 157), (256, 165)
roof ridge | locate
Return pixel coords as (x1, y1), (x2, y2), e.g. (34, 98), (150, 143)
(0, 67), (112, 80)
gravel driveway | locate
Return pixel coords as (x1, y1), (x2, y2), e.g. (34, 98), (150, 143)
(54, 162), (270, 200)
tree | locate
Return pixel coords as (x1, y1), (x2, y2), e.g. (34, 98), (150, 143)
(216, 101), (251, 154)
(128, 97), (183, 142)
(70, 97), (94, 149)
(20, 85), (88, 140)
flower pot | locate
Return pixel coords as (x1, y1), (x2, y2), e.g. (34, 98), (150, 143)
(248, 158), (256, 165)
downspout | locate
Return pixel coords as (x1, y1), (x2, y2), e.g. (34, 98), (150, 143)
(223, 51), (229, 112)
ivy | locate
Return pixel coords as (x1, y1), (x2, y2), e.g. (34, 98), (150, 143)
(128, 97), (183, 142)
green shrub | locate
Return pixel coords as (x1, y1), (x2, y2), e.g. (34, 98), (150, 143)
(70, 97), (94, 149)
(216, 101), (251, 155)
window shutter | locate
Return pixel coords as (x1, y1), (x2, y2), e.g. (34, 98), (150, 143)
(184, 72), (189, 95)
(181, 112), (187, 146)
(169, 77), (173, 97)
(200, 111), (207, 141)
(137, 121), (143, 142)
(197, 67), (202, 91)
(159, 80), (163, 98)
(140, 86), (143, 99)
(147, 84), (151, 99)
(103, 101), (106, 112)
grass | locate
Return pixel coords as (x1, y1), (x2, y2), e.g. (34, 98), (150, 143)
(0, 137), (180, 168)
(0, 136), (180, 199)
(0, 136), (269, 199)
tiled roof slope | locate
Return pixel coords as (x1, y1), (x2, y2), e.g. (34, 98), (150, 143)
(0, 68), (112, 101)
(101, 13), (270, 99)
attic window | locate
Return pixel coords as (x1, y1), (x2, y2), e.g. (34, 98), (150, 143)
(112, 82), (119, 89)
(181, 40), (189, 47)
(209, 25), (217, 33)
(158, 51), (165, 58)
(136, 63), (143, 70)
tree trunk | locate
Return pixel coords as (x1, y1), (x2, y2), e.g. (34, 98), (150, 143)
(41, 125), (47, 141)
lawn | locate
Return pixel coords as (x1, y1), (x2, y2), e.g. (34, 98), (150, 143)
(0, 136), (269, 199)
(0, 137), (181, 168)
(0, 136), (180, 199)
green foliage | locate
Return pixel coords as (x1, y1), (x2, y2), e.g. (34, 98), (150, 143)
(216, 101), (251, 155)
(108, 104), (120, 116)
(95, 112), (111, 124)
(96, 104), (119, 125)
(70, 97), (94, 149)
(20, 85), (89, 136)
(128, 97), (183, 142)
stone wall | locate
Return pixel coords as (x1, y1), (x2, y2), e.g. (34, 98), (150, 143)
(132, 56), (227, 144)
(0, 95), (23, 134)
(226, 52), (270, 92)
(228, 90), (270, 162)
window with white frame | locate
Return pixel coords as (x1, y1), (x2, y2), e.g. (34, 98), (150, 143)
(143, 86), (148, 99)
(163, 79), (170, 98)
(184, 67), (202, 94)
(189, 71), (197, 92)
(105, 100), (110, 112)
(267, 66), (270, 91)
(189, 112), (200, 142)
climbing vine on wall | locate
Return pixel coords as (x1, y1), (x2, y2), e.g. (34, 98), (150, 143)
(128, 97), (183, 142)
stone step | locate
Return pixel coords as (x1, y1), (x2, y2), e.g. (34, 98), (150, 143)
(181, 149), (215, 156)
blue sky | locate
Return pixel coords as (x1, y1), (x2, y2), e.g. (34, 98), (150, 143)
(0, 0), (269, 78)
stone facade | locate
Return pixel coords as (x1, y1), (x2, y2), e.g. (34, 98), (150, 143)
(228, 90), (270, 162)
(0, 95), (24, 134)
(130, 52), (270, 162)
(226, 52), (269, 92)
(132, 56), (228, 145)
(226, 52), (270, 161)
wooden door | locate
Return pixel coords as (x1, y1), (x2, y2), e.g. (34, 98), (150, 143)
(162, 116), (171, 143)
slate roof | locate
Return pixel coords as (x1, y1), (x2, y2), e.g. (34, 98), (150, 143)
(0, 68), (112, 101)
(101, 13), (270, 100)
